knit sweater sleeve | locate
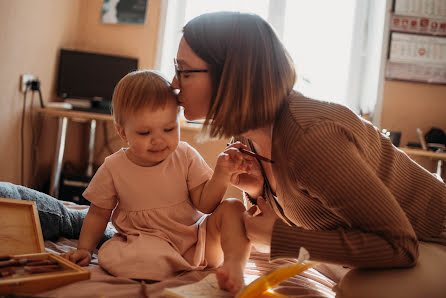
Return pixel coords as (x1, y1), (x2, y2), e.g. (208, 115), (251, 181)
(270, 121), (419, 268)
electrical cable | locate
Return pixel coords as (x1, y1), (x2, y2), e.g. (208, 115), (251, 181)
(30, 80), (44, 187)
(21, 79), (44, 186)
(30, 80), (44, 108)
(37, 89), (44, 108)
(29, 91), (43, 181)
(21, 85), (30, 185)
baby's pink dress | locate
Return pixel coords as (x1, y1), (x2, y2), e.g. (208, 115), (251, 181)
(83, 142), (213, 280)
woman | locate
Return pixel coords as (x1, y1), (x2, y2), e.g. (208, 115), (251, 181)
(172, 11), (446, 272)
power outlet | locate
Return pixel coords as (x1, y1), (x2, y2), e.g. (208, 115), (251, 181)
(20, 74), (35, 93)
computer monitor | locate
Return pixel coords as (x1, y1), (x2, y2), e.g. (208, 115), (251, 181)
(57, 49), (138, 113)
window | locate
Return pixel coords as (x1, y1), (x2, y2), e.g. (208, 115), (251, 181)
(282, 0), (355, 105)
(156, 0), (389, 117)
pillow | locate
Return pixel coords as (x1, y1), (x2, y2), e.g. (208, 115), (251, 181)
(335, 242), (446, 298)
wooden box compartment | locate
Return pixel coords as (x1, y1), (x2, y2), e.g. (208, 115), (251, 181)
(0, 197), (89, 295)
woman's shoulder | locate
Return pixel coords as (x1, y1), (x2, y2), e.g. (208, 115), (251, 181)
(289, 91), (355, 118)
(281, 91), (365, 131)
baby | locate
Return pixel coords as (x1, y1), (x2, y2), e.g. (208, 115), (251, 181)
(63, 70), (252, 294)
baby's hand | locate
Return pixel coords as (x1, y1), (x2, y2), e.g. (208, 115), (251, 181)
(223, 142), (264, 195)
(216, 144), (255, 176)
(61, 248), (91, 266)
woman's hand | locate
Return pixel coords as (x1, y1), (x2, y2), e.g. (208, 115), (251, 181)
(215, 146), (252, 177)
(61, 248), (92, 266)
(243, 197), (278, 254)
(224, 142), (264, 196)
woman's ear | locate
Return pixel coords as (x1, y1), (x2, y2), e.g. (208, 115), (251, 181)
(115, 123), (128, 143)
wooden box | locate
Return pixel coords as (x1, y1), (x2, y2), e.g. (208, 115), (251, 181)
(0, 197), (90, 295)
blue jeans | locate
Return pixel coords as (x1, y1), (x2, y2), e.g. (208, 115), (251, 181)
(0, 182), (113, 248)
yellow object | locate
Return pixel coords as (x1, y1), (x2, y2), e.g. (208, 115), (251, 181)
(237, 247), (315, 298)
(237, 261), (316, 298)
(258, 290), (289, 297)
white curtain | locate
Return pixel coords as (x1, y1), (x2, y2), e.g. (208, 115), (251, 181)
(155, 0), (389, 116)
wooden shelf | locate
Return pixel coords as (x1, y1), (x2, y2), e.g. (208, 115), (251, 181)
(400, 147), (446, 160)
(36, 107), (203, 131)
(35, 107), (113, 121)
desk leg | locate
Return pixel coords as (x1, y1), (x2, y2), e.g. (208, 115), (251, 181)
(86, 119), (97, 177)
(50, 116), (68, 198)
(436, 159), (443, 177)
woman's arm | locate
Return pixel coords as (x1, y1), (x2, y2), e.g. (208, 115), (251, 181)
(268, 122), (419, 268)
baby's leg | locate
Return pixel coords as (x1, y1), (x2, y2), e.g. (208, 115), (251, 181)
(205, 198), (250, 295)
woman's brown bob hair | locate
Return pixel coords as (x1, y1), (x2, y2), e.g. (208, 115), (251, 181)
(183, 11), (296, 138)
(112, 70), (178, 125)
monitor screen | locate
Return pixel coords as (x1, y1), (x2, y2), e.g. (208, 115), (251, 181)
(57, 49), (138, 103)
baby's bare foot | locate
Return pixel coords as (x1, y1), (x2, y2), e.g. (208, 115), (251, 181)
(216, 261), (245, 295)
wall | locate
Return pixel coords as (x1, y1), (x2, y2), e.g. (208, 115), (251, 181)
(74, 0), (161, 70)
(380, 80), (446, 177)
(0, 0), (81, 185)
(0, 0), (163, 188)
(33, 0), (164, 191)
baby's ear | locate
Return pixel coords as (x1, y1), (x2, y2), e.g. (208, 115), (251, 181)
(115, 123), (128, 143)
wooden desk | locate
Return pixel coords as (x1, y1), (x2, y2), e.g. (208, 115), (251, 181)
(37, 107), (113, 122)
(36, 107), (113, 198)
(400, 147), (446, 177)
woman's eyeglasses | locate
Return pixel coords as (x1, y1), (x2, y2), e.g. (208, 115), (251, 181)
(174, 58), (208, 87)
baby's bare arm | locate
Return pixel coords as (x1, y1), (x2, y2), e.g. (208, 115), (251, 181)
(191, 147), (252, 214)
(78, 203), (112, 252)
(190, 170), (231, 214)
(62, 203), (112, 265)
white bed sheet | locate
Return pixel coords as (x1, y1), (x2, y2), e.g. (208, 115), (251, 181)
(34, 202), (343, 297)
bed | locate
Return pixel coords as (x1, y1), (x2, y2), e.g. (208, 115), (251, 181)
(38, 203), (446, 298)
(33, 202), (344, 298)
(3, 182), (444, 298)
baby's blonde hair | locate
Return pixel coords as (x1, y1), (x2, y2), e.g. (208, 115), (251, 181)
(112, 70), (177, 125)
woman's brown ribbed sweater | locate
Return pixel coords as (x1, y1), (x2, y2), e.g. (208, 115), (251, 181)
(249, 91), (446, 269)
